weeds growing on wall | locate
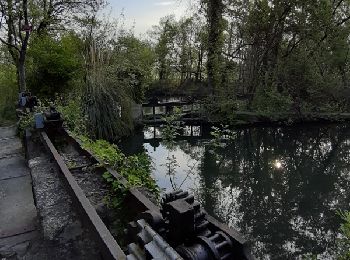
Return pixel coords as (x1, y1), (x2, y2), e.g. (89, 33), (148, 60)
(78, 136), (159, 208)
(56, 98), (159, 207)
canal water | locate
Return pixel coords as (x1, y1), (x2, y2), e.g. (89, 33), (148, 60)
(120, 123), (350, 259)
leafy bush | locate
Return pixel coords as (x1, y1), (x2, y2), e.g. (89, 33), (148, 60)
(102, 171), (127, 208)
(202, 95), (242, 123)
(252, 88), (293, 115)
(17, 102), (50, 137)
(210, 124), (235, 148)
(17, 113), (35, 138)
(56, 97), (87, 135)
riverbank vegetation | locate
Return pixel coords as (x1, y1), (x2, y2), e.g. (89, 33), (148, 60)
(1, 0), (350, 132)
(149, 0), (350, 116)
(55, 97), (158, 204)
(79, 137), (158, 207)
(0, 0), (349, 257)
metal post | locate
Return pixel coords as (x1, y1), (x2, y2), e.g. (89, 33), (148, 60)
(153, 106), (156, 122)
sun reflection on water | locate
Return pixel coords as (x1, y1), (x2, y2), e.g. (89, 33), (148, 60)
(274, 160), (283, 169)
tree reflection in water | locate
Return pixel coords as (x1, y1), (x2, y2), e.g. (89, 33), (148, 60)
(140, 124), (350, 258)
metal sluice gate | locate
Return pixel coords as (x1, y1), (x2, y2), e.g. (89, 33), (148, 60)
(126, 190), (253, 260)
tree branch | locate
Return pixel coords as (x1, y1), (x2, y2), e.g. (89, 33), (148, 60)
(0, 37), (20, 51)
(333, 0), (344, 15)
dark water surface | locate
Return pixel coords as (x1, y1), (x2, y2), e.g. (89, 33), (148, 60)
(120, 123), (350, 259)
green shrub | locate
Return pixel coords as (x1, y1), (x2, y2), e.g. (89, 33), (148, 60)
(252, 88), (293, 115)
(56, 97), (87, 135)
(202, 95), (239, 123)
(17, 113), (35, 138)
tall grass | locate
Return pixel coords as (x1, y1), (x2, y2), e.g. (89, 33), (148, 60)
(82, 40), (133, 140)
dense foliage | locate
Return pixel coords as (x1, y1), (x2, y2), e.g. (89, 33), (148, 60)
(2, 0), (350, 130)
(150, 0), (350, 115)
(28, 34), (83, 97)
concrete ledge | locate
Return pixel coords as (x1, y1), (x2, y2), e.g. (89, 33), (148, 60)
(61, 128), (252, 259)
(41, 132), (126, 260)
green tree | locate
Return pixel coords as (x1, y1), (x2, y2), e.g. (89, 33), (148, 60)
(112, 34), (155, 103)
(222, 0), (350, 112)
(153, 16), (178, 82)
(27, 33), (83, 97)
(202, 0), (226, 95)
(0, 0), (104, 92)
(150, 14), (207, 94)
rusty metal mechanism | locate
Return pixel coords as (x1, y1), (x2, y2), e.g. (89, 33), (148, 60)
(126, 190), (253, 260)
(43, 106), (63, 129)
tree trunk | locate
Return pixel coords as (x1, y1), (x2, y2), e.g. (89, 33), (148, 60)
(195, 47), (203, 81)
(18, 51), (27, 92)
(206, 0), (224, 96)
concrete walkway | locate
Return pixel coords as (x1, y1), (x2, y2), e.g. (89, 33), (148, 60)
(0, 126), (103, 260)
(0, 126), (102, 260)
(0, 126), (38, 258)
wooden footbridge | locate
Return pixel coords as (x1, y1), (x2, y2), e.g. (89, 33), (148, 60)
(142, 97), (206, 124)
